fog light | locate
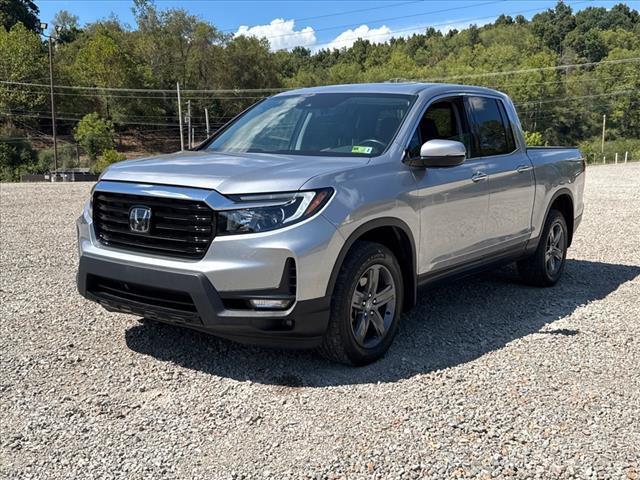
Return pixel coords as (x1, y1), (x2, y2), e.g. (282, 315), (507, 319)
(248, 298), (292, 310)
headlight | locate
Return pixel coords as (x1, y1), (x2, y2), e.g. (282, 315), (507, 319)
(217, 188), (333, 235)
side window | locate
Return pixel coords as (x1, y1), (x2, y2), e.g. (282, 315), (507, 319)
(497, 101), (517, 152)
(421, 101), (458, 141)
(468, 96), (515, 157)
(408, 98), (471, 158)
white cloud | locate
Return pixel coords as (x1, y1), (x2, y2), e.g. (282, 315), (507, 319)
(319, 19), (495, 51)
(323, 24), (394, 50)
(235, 19), (316, 51)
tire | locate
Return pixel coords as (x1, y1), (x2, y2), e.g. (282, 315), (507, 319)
(318, 241), (404, 366)
(517, 209), (569, 287)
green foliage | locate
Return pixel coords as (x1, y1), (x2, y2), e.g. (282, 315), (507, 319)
(2, 0), (640, 178)
(0, 126), (38, 181)
(37, 143), (79, 171)
(524, 131), (545, 146)
(0, 0), (40, 32)
(73, 113), (114, 160)
(92, 148), (125, 174)
(578, 137), (640, 163)
(0, 23), (47, 113)
(52, 10), (82, 44)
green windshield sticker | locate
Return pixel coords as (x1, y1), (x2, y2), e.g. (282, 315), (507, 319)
(352, 146), (373, 154)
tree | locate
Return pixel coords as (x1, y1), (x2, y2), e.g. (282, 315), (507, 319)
(52, 10), (82, 44)
(563, 28), (607, 62)
(74, 113), (115, 161)
(0, 23), (47, 117)
(531, 1), (576, 53)
(0, 0), (40, 32)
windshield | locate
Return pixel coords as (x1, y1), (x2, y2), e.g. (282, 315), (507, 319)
(205, 93), (415, 157)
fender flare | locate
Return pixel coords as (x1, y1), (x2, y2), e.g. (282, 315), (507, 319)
(325, 217), (418, 310)
(528, 187), (575, 252)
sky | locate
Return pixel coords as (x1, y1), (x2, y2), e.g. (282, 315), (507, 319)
(36, 0), (632, 51)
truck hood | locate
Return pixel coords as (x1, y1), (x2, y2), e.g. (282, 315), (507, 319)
(101, 151), (366, 194)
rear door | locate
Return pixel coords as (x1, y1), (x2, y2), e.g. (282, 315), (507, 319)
(467, 95), (535, 252)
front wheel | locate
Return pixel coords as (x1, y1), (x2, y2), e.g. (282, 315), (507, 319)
(318, 241), (404, 365)
(517, 209), (568, 287)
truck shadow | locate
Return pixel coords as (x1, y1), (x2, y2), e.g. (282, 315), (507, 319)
(124, 259), (639, 386)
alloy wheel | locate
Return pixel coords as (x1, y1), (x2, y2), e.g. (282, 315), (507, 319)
(350, 264), (397, 349)
(545, 221), (565, 276)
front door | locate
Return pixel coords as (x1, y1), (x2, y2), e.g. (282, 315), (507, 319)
(410, 97), (492, 275)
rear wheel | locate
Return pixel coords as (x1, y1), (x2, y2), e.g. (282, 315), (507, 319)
(517, 209), (568, 287)
(318, 241), (403, 365)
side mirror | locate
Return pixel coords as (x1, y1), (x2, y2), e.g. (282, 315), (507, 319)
(404, 139), (466, 168)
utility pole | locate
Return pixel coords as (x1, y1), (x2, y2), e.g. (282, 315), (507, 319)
(41, 23), (58, 178)
(187, 100), (192, 149)
(177, 82), (184, 151)
(204, 108), (210, 137)
(601, 114), (606, 153)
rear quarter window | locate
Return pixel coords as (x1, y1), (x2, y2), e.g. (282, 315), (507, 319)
(468, 96), (516, 157)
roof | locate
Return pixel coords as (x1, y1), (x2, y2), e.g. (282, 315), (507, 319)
(274, 82), (504, 97)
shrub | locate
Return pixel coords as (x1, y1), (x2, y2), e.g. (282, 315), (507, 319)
(92, 148), (126, 174)
(37, 143), (80, 171)
(524, 131), (545, 146)
(0, 130), (38, 181)
(578, 137), (640, 164)
(74, 113), (114, 161)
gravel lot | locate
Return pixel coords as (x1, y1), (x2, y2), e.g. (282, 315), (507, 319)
(1, 164), (639, 479)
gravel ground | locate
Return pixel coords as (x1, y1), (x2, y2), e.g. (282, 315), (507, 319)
(1, 164), (639, 479)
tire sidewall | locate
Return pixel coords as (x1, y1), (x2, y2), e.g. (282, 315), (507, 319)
(335, 244), (404, 365)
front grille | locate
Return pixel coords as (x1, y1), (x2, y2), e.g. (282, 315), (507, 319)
(93, 191), (215, 259)
(87, 275), (197, 313)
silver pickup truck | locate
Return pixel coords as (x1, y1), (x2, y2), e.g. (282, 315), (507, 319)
(77, 83), (585, 365)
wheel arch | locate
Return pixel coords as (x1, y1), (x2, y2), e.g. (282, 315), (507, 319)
(546, 189), (575, 247)
(326, 218), (417, 312)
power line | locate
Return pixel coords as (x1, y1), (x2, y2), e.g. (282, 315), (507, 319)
(413, 57), (640, 82)
(3, 56), (638, 96)
(309, 0), (593, 50)
(515, 90), (636, 106)
(0, 84), (269, 100)
(218, 0), (425, 33)
(0, 80), (287, 94)
(481, 73), (638, 89)
(237, 0), (506, 42)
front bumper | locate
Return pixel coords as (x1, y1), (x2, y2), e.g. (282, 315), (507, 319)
(77, 255), (330, 348)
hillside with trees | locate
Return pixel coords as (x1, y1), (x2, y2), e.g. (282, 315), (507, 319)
(1, 0), (639, 180)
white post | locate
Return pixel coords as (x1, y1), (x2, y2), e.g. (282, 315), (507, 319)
(615, 152), (618, 164)
(625, 151), (628, 163)
(177, 83), (184, 151)
(191, 127), (195, 147)
(603, 156), (606, 164)
(187, 100), (192, 149)
(205, 108), (210, 137)
(601, 114), (606, 153)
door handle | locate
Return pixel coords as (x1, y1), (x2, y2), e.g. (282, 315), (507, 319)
(517, 165), (533, 173)
(471, 172), (488, 183)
